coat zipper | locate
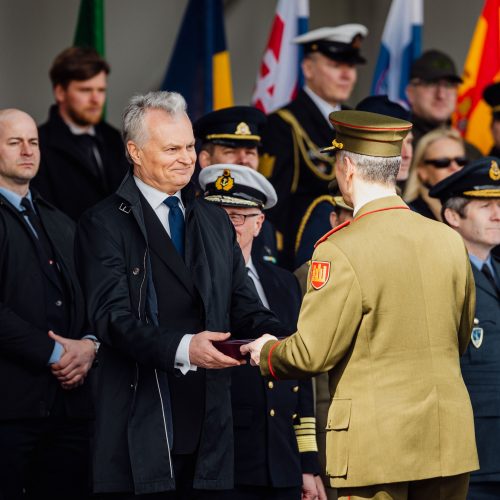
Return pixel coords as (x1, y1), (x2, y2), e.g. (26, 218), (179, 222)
(137, 247), (173, 478)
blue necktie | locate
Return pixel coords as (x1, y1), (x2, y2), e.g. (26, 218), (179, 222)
(164, 196), (185, 258)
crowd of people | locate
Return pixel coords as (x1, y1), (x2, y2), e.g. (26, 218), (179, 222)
(0, 20), (499, 500)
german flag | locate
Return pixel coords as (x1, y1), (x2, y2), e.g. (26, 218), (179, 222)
(454, 0), (500, 154)
(161, 0), (233, 121)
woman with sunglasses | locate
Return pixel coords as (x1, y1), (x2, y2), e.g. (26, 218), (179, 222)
(404, 128), (468, 220)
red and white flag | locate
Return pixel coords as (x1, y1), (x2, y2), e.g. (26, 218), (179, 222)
(252, 0), (309, 114)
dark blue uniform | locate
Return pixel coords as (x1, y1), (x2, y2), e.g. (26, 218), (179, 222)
(461, 257), (500, 500)
(228, 260), (319, 499)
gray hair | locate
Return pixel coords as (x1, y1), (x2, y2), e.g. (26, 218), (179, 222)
(337, 150), (401, 185)
(122, 91), (187, 161)
(441, 196), (470, 225)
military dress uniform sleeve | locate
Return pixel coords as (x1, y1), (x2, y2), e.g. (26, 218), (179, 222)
(458, 250), (476, 356)
(295, 378), (321, 474)
(260, 239), (363, 379)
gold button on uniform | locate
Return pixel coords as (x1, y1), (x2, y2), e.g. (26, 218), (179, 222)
(268, 381), (274, 389)
(270, 409), (275, 417)
(292, 385), (299, 393)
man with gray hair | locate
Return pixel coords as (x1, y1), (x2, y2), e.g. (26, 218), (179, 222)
(75, 91), (285, 498)
(242, 110), (478, 500)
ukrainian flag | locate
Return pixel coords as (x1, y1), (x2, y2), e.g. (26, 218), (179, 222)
(161, 0), (234, 121)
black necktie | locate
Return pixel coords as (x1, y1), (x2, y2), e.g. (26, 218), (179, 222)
(77, 134), (106, 187)
(163, 196), (185, 258)
(482, 264), (500, 297)
(20, 197), (54, 260)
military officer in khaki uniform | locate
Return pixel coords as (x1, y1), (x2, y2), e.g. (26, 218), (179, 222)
(242, 110), (478, 500)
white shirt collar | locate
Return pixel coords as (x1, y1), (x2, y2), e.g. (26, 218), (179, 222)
(303, 86), (341, 127)
(246, 256), (259, 280)
(66, 122), (96, 136)
(133, 175), (184, 212)
(353, 190), (397, 217)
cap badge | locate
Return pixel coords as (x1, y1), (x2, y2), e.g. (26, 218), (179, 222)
(310, 261), (331, 290)
(235, 122), (251, 136)
(331, 139), (344, 150)
(489, 160), (500, 181)
(215, 169), (234, 192)
(471, 327), (483, 348)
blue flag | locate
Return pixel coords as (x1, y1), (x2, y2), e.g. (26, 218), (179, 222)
(161, 0), (233, 121)
(371, 0), (423, 106)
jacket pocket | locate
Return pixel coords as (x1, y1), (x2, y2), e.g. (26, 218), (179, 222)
(325, 398), (351, 477)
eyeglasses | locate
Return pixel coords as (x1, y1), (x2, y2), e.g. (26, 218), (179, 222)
(423, 156), (468, 168)
(227, 213), (261, 226)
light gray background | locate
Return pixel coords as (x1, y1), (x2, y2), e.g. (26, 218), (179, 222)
(0, 0), (484, 127)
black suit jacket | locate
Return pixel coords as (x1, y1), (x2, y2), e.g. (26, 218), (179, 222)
(231, 260), (319, 487)
(0, 191), (91, 419)
(34, 105), (129, 221)
(461, 257), (500, 482)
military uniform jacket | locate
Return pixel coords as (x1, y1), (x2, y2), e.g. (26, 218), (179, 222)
(231, 260), (318, 488)
(461, 257), (500, 482)
(261, 195), (478, 488)
(259, 90), (337, 268)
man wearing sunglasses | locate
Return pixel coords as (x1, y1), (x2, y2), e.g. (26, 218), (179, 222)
(199, 164), (325, 500)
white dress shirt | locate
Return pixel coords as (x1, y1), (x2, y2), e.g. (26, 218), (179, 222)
(134, 176), (195, 374)
(303, 85), (341, 128)
(246, 257), (270, 310)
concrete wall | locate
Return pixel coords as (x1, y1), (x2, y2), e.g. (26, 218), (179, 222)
(0, 0), (484, 128)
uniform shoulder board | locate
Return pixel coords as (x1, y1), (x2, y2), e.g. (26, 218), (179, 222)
(314, 220), (351, 248)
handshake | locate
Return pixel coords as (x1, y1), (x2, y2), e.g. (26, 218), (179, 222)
(189, 331), (278, 369)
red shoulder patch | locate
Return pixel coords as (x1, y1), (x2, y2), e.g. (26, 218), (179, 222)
(310, 261), (331, 290)
(314, 220), (351, 248)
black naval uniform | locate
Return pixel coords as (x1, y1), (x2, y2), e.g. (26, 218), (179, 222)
(259, 90), (337, 269)
(227, 259), (319, 499)
(462, 257), (500, 500)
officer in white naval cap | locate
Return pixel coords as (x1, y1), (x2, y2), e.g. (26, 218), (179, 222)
(258, 23), (368, 271)
(199, 164), (326, 500)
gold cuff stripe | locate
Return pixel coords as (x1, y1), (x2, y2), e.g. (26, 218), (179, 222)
(294, 428), (317, 436)
(296, 435), (319, 453)
(206, 133), (261, 141)
(300, 417), (316, 424)
(294, 423), (317, 430)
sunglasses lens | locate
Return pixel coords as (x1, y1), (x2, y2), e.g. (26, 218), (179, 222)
(425, 157), (468, 168)
(456, 157), (468, 167)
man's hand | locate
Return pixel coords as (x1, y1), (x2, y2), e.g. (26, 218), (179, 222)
(302, 473), (321, 500)
(240, 333), (277, 366)
(49, 331), (95, 390)
(314, 475), (327, 500)
(189, 331), (245, 369)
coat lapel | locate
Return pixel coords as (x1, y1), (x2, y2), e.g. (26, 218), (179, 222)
(140, 194), (198, 300)
(472, 258), (500, 301)
(185, 204), (213, 317)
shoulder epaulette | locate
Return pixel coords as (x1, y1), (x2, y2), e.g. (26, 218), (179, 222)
(314, 220), (351, 248)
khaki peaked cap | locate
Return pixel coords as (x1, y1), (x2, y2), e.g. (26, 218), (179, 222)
(321, 110), (412, 157)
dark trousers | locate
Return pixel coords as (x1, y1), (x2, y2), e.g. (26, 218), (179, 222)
(219, 485), (302, 499)
(94, 454), (227, 500)
(467, 481), (500, 500)
(0, 417), (90, 500)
